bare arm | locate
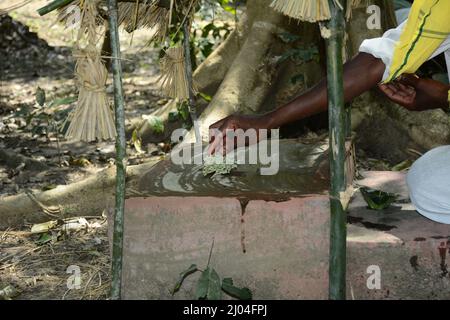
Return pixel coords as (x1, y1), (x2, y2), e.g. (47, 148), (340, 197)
(263, 52), (385, 129)
(209, 52), (385, 153)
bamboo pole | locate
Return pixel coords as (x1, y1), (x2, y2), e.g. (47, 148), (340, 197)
(107, 0), (126, 300)
(37, 0), (73, 16)
(182, 22), (201, 143)
(325, 0), (347, 300)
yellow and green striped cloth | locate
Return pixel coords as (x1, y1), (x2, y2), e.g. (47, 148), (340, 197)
(385, 0), (450, 101)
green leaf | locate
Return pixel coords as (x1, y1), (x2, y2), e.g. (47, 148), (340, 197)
(131, 129), (143, 154)
(221, 278), (252, 300)
(143, 115), (164, 134)
(218, 0), (236, 14)
(168, 111), (179, 123)
(172, 264), (198, 295)
(35, 87), (46, 106)
(47, 96), (77, 108)
(196, 267), (222, 300)
(35, 232), (52, 245)
(198, 92), (212, 102)
(360, 187), (397, 210)
(177, 102), (190, 122)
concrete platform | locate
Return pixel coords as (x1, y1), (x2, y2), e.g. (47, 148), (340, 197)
(109, 140), (450, 299)
(347, 171), (450, 300)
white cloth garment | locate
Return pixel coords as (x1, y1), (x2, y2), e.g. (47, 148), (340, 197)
(358, 9), (450, 224)
(406, 146), (450, 224)
(359, 12), (450, 82)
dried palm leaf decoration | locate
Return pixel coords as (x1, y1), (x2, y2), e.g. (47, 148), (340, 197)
(270, 0), (362, 22)
(117, 1), (170, 42)
(55, 0), (171, 44)
(64, 0), (115, 141)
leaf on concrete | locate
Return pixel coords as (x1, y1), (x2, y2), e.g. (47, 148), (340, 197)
(360, 187), (397, 210)
(221, 277), (252, 300)
(172, 264), (198, 295)
(196, 267), (222, 300)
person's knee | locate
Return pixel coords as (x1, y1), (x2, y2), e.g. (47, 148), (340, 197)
(406, 145), (450, 216)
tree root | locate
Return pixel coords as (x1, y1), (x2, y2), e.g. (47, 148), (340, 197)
(0, 159), (159, 229)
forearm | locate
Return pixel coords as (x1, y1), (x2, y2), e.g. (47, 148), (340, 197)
(262, 52), (386, 129)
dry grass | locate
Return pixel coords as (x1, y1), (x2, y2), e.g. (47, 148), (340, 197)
(0, 218), (111, 300)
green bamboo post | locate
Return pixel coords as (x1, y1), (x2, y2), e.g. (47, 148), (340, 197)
(107, 0), (127, 300)
(345, 103), (352, 138)
(325, 0), (347, 300)
(182, 22), (201, 143)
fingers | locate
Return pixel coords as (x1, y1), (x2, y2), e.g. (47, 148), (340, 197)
(208, 127), (222, 155)
(208, 118), (228, 154)
(378, 82), (416, 106)
(379, 81), (414, 97)
(397, 73), (420, 88)
(208, 118), (234, 155)
(378, 83), (399, 97)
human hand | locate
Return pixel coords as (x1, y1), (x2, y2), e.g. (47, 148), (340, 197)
(208, 114), (270, 155)
(378, 74), (449, 111)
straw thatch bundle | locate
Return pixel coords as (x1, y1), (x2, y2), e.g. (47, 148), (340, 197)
(270, 0), (362, 22)
(155, 0), (199, 100)
(118, 1), (170, 42)
(55, 0), (171, 43)
(64, 0), (115, 141)
(65, 45), (115, 141)
(157, 46), (189, 99)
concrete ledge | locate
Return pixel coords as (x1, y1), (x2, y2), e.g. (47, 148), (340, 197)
(347, 171), (450, 299)
(121, 196), (330, 299)
(110, 140), (450, 299)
